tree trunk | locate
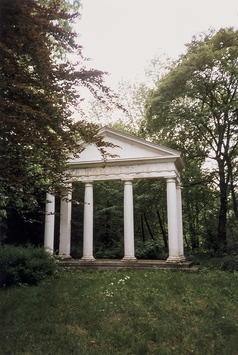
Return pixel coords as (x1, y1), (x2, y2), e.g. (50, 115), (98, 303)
(227, 157), (238, 220)
(143, 213), (155, 240)
(217, 158), (228, 250)
(184, 233), (190, 250)
(156, 210), (168, 249)
(186, 201), (199, 250)
(141, 214), (145, 242)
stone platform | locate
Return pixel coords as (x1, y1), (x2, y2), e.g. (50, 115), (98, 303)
(59, 259), (199, 271)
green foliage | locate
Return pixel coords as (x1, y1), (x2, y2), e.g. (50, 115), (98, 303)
(0, 0), (116, 220)
(93, 181), (124, 256)
(186, 250), (238, 272)
(70, 244), (83, 259)
(134, 179), (168, 249)
(3, 208), (45, 245)
(135, 240), (168, 259)
(145, 27), (238, 249)
(0, 269), (237, 354)
(94, 242), (123, 259)
(70, 181), (124, 259)
(181, 160), (220, 251)
(220, 255), (238, 272)
(88, 79), (149, 135)
(71, 179), (169, 259)
(0, 244), (60, 287)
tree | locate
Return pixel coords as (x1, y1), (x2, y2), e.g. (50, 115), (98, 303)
(145, 28), (238, 249)
(133, 178), (168, 258)
(87, 79), (149, 136)
(0, 0), (116, 220)
(180, 159), (220, 251)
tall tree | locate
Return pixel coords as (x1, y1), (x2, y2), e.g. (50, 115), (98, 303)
(0, 0), (115, 220)
(87, 79), (149, 135)
(145, 28), (238, 249)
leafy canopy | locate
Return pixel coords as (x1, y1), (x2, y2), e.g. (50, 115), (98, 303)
(146, 28), (238, 155)
(145, 28), (238, 246)
(0, 0), (116, 218)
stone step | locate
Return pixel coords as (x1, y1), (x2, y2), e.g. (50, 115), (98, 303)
(59, 259), (199, 271)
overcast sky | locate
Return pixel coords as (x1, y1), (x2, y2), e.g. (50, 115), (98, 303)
(77, 0), (238, 89)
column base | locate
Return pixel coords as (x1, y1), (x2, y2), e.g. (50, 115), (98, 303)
(81, 256), (96, 261)
(121, 256), (137, 261)
(44, 247), (54, 255)
(166, 255), (186, 263)
(59, 254), (72, 260)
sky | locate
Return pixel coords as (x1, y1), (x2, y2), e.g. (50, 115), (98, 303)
(77, 0), (238, 90)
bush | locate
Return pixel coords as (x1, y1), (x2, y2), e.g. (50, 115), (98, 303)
(135, 240), (168, 260)
(0, 244), (61, 288)
(185, 250), (238, 272)
(220, 255), (238, 272)
(94, 241), (124, 259)
(70, 244), (83, 259)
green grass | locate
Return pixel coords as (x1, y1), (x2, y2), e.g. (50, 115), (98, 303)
(1, 269), (238, 354)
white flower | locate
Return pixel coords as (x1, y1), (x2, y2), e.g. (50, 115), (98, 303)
(118, 279), (125, 284)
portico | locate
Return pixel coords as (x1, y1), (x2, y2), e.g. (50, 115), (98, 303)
(44, 126), (186, 263)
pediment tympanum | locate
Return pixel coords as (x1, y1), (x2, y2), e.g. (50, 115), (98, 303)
(67, 126), (185, 182)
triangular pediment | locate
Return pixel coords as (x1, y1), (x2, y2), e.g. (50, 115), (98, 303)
(69, 126), (183, 165)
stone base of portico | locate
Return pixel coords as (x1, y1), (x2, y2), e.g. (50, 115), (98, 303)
(81, 256), (96, 261)
(59, 259), (199, 271)
(166, 255), (186, 263)
(121, 256), (137, 261)
(59, 254), (72, 260)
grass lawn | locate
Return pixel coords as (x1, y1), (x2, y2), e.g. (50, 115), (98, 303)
(0, 268), (238, 354)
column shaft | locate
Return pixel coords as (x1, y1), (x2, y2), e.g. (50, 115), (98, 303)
(122, 180), (136, 260)
(166, 178), (180, 262)
(177, 183), (186, 261)
(44, 193), (55, 254)
(59, 186), (72, 259)
(82, 182), (95, 260)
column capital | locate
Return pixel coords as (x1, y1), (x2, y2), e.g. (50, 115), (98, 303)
(60, 182), (72, 190)
(166, 177), (177, 183)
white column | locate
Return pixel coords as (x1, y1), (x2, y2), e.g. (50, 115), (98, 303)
(166, 178), (180, 262)
(177, 182), (186, 261)
(82, 182), (95, 261)
(59, 185), (72, 259)
(122, 180), (136, 261)
(44, 193), (55, 254)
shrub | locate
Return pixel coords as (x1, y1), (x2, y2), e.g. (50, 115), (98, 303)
(70, 244), (83, 259)
(185, 250), (238, 272)
(0, 244), (61, 288)
(94, 241), (124, 259)
(135, 240), (168, 259)
(220, 255), (238, 272)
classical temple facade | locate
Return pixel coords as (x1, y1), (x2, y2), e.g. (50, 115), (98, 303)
(44, 126), (186, 263)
